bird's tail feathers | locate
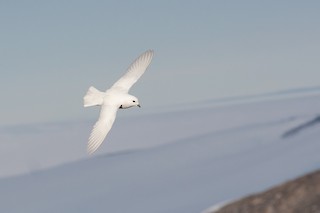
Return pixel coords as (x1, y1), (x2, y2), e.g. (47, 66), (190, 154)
(83, 86), (105, 107)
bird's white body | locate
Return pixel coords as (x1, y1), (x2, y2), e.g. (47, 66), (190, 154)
(84, 50), (154, 154)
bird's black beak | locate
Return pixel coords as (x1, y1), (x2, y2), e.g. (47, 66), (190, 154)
(137, 104), (141, 108)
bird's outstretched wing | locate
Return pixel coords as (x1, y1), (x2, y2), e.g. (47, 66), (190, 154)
(111, 50), (154, 93)
(87, 104), (118, 154)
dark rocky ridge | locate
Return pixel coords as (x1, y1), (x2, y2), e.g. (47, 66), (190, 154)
(212, 169), (320, 213)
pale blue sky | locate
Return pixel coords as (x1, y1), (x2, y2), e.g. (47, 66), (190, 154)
(1, 0), (320, 125)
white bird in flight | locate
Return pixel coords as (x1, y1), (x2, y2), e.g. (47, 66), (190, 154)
(84, 50), (154, 154)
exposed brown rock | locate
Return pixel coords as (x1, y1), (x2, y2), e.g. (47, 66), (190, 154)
(213, 170), (320, 213)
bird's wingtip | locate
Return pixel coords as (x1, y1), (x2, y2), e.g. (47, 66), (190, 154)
(87, 146), (96, 155)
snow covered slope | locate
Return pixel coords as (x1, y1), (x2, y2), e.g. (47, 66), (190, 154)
(0, 92), (320, 213)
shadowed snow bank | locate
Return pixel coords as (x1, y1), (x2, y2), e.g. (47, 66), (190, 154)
(282, 115), (320, 138)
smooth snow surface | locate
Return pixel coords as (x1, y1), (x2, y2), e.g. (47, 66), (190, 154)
(0, 92), (320, 213)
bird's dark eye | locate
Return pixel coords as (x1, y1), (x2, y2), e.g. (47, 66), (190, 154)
(133, 100), (135, 102)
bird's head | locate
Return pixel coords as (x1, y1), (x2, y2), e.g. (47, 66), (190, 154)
(120, 95), (141, 109)
(131, 96), (141, 108)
